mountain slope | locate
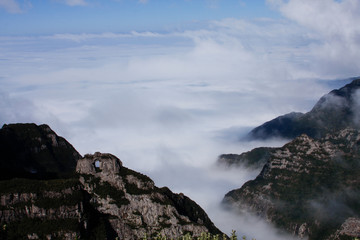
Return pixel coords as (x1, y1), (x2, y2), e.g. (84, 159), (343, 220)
(223, 128), (360, 240)
(77, 152), (223, 239)
(248, 78), (360, 140)
(218, 147), (275, 170)
(0, 124), (223, 239)
(0, 123), (81, 179)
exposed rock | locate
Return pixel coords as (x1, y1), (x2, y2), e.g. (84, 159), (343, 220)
(0, 178), (84, 239)
(330, 217), (360, 239)
(217, 147), (275, 170)
(77, 152), (223, 239)
(0, 123), (224, 239)
(223, 128), (360, 240)
(76, 152), (122, 175)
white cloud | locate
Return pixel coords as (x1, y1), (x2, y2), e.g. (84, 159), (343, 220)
(59, 0), (87, 6)
(0, 0), (30, 13)
(1, 4), (359, 236)
(47, 31), (163, 42)
(267, 0), (360, 78)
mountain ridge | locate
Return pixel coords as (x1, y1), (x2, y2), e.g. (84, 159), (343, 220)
(223, 128), (360, 239)
(248, 78), (360, 140)
(0, 123), (223, 239)
(0, 123), (81, 180)
(221, 78), (360, 240)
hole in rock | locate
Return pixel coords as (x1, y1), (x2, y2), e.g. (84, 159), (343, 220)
(94, 160), (100, 168)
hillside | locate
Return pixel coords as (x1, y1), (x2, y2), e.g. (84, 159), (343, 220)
(0, 123), (81, 180)
(223, 128), (360, 240)
(218, 147), (275, 170)
(248, 79), (360, 140)
(0, 124), (223, 239)
(220, 79), (360, 240)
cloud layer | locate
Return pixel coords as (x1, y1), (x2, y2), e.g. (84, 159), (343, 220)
(268, 0), (360, 77)
(1, 1), (360, 237)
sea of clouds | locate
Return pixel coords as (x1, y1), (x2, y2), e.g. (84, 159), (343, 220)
(1, 0), (360, 239)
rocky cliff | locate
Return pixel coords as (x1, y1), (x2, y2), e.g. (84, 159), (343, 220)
(218, 147), (275, 170)
(223, 128), (360, 240)
(0, 124), (223, 239)
(248, 78), (360, 140)
(76, 152), (223, 239)
(0, 123), (81, 180)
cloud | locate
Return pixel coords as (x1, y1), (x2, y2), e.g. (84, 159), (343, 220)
(211, 208), (299, 240)
(0, 0), (31, 13)
(205, 0), (220, 9)
(57, 0), (87, 6)
(1, 5), (359, 237)
(267, 0), (360, 78)
(0, 92), (37, 124)
(352, 89), (360, 128)
(46, 31), (163, 42)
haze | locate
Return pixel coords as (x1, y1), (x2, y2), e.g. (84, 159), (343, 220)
(1, 0), (360, 239)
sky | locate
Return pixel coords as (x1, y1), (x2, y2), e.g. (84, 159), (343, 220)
(1, 0), (360, 239)
(0, 0), (279, 35)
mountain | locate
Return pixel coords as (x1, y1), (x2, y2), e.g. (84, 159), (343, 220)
(220, 79), (360, 239)
(76, 152), (223, 239)
(248, 78), (360, 140)
(0, 123), (223, 239)
(218, 147), (275, 170)
(0, 123), (81, 179)
(223, 128), (360, 240)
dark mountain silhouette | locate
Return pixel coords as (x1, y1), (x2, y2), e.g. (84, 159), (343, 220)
(248, 78), (360, 140)
(0, 123), (81, 180)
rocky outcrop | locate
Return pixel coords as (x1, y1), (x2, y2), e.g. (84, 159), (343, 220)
(0, 123), (81, 179)
(329, 218), (360, 240)
(223, 128), (360, 240)
(217, 147), (275, 170)
(0, 178), (85, 239)
(248, 78), (360, 140)
(0, 123), (224, 239)
(77, 152), (223, 239)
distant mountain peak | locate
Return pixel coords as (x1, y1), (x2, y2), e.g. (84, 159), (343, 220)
(248, 78), (360, 140)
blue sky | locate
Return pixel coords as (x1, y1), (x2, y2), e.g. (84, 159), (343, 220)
(1, 0), (360, 238)
(0, 0), (279, 35)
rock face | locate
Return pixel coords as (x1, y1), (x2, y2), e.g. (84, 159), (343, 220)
(0, 177), (85, 239)
(0, 123), (223, 239)
(248, 78), (360, 140)
(330, 218), (360, 240)
(223, 128), (360, 240)
(218, 147), (275, 170)
(77, 152), (223, 239)
(0, 123), (81, 179)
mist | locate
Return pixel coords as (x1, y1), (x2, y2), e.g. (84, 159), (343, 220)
(2, 1), (360, 238)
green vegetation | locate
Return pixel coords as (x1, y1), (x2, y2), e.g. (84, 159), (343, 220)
(219, 147), (274, 169)
(118, 166), (153, 184)
(225, 128), (360, 240)
(0, 218), (80, 239)
(0, 177), (80, 194)
(0, 177), (84, 211)
(83, 174), (130, 207)
(142, 230), (242, 240)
